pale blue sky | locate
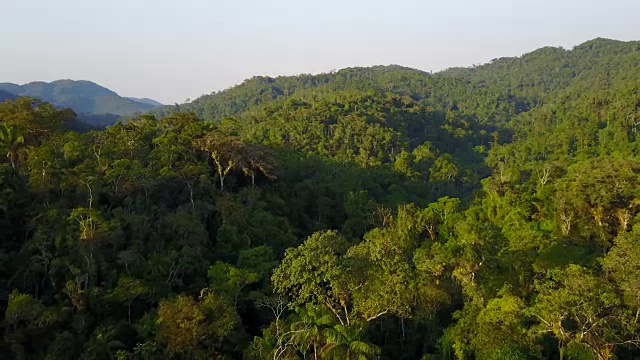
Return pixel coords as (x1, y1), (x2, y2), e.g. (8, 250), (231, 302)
(1, 0), (638, 104)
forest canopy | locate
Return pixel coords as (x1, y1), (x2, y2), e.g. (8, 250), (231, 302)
(2, 38), (640, 360)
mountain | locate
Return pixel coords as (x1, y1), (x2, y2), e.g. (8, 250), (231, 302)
(0, 90), (17, 102)
(152, 38), (640, 127)
(150, 65), (433, 121)
(127, 97), (163, 107)
(0, 80), (160, 117)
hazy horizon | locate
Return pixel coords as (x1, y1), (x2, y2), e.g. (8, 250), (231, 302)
(2, 0), (639, 104)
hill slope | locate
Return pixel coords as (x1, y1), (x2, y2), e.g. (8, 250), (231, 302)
(127, 97), (164, 107)
(0, 90), (17, 102)
(152, 38), (639, 127)
(0, 80), (161, 117)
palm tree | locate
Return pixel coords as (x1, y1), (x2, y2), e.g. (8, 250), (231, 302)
(246, 328), (279, 360)
(80, 326), (125, 360)
(0, 123), (24, 170)
(290, 304), (335, 360)
(320, 323), (380, 360)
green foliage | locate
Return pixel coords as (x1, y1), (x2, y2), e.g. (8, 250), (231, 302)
(155, 291), (238, 357)
(3, 38), (640, 359)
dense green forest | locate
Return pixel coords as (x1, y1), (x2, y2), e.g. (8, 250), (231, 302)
(2, 38), (640, 359)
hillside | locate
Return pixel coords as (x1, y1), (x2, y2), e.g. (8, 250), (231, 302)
(0, 80), (162, 117)
(0, 90), (17, 102)
(153, 38), (640, 127)
(127, 97), (164, 107)
(2, 38), (640, 360)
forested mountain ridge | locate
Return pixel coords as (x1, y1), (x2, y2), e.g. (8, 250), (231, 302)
(0, 80), (162, 117)
(2, 38), (640, 360)
(153, 38), (639, 126)
(127, 98), (164, 107)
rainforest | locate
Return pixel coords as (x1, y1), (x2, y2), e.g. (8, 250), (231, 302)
(1, 38), (640, 359)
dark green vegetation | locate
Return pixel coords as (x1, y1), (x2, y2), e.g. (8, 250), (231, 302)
(0, 80), (162, 123)
(2, 38), (640, 359)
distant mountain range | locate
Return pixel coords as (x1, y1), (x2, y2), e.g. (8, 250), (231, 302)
(126, 97), (164, 107)
(0, 90), (17, 102)
(0, 80), (163, 119)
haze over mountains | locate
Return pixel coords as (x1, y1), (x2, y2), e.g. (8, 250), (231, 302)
(0, 80), (163, 119)
(0, 90), (17, 102)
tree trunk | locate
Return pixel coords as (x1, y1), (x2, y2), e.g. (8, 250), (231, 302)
(187, 182), (195, 209)
(9, 154), (16, 170)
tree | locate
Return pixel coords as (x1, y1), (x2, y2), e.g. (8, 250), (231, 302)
(473, 295), (538, 359)
(531, 265), (639, 359)
(207, 261), (259, 306)
(601, 230), (640, 317)
(195, 132), (244, 192)
(321, 323), (380, 360)
(109, 276), (152, 324)
(0, 123), (24, 170)
(242, 143), (277, 186)
(80, 326), (126, 360)
(156, 290), (238, 357)
(272, 230), (352, 325)
(156, 294), (208, 355)
(429, 155), (458, 184)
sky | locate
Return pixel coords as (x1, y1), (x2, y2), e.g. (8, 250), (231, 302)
(1, 0), (639, 104)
